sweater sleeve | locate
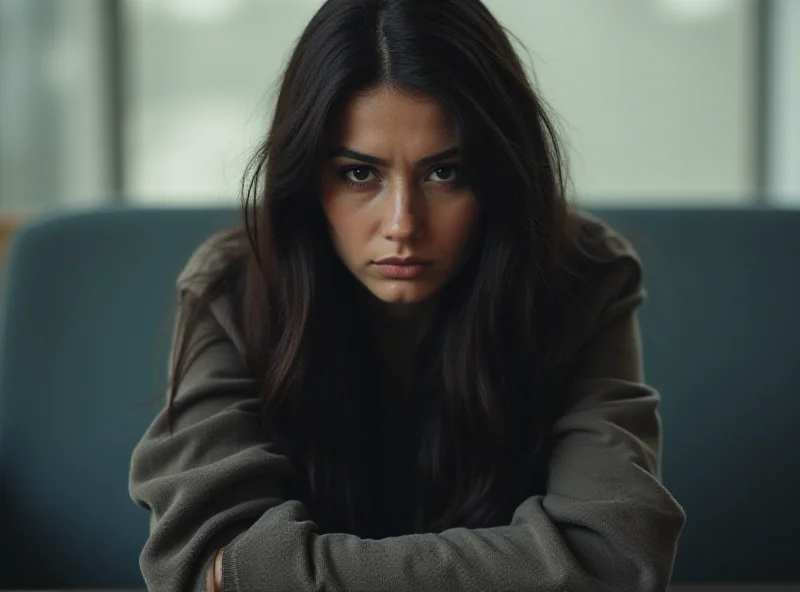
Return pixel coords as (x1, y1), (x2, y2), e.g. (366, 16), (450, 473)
(218, 248), (686, 592)
(129, 286), (295, 592)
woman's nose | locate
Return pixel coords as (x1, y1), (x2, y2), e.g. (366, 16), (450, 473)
(381, 179), (423, 243)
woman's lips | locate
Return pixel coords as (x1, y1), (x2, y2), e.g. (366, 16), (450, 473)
(373, 258), (433, 279)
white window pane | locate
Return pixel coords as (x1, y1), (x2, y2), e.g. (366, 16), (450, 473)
(486, 0), (756, 204)
(123, 0), (322, 205)
(0, 0), (111, 212)
(766, 0), (800, 205)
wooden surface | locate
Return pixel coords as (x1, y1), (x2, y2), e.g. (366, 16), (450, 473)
(0, 214), (25, 288)
(0, 214), (24, 253)
(0, 213), (24, 265)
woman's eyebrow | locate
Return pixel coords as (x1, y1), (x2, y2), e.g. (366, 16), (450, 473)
(417, 147), (459, 167)
(328, 146), (459, 167)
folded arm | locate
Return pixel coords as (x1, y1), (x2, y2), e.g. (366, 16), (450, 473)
(130, 292), (293, 591)
(219, 272), (685, 592)
(131, 240), (685, 592)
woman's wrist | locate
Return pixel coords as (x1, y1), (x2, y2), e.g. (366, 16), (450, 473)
(206, 547), (225, 592)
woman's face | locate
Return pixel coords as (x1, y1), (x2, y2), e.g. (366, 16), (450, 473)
(320, 86), (480, 306)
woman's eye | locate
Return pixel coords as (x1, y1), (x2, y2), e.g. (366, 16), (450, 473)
(344, 167), (376, 183)
(428, 165), (458, 183)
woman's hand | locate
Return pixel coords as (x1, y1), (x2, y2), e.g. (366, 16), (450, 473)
(206, 547), (224, 592)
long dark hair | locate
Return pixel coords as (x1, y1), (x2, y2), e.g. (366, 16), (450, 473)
(170, 0), (581, 536)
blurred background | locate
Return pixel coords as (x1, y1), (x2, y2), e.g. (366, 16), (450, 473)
(0, 0), (798, 215)
(1, 2), (800, 587)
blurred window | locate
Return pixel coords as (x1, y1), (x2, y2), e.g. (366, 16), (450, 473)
(3, 0), (797, 209)
(0, 0), (112, 212)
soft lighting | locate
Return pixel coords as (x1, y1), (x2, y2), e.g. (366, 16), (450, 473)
(164, 0), (244, 24)
(655, 0), (735, 21)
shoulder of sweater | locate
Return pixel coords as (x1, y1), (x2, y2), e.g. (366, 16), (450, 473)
(563, 208), (646, 331)
(172, 227), (249, 356)
(568, 208), (642, 273)
(176, 226), (247, 299)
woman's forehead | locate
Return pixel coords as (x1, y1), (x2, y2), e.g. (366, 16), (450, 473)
(330, 86), (458, 155)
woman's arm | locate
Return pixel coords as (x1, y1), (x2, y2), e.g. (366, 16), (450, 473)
(129, 284), (295, 592)
(133, 231), (684, 592)
(215, 257), (685, 592)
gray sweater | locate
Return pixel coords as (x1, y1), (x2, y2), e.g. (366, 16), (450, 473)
(129, 212), (685, 591)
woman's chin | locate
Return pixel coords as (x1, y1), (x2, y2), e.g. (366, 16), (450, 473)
(370, 281), (435, 305)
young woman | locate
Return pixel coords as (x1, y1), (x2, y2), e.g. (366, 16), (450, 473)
(129, 0), (685, 590)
